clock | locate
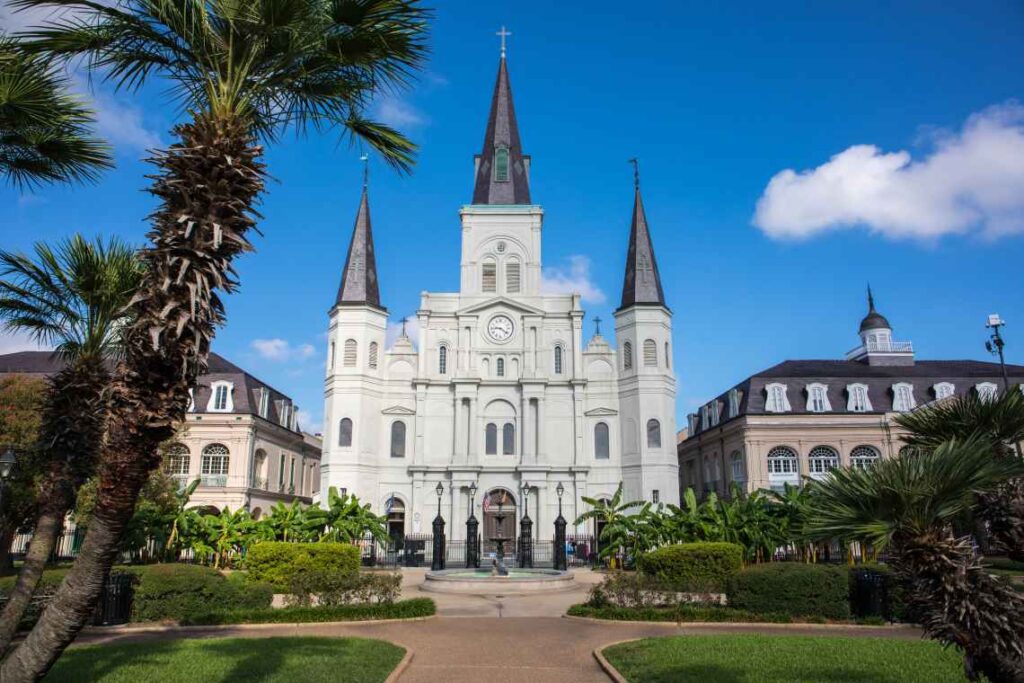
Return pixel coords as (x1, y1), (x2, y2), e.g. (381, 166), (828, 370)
(487, 315), (514, 342)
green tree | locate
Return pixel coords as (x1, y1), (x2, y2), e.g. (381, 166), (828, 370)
(304, 487), (387, 543)
(262, 500), (310, 542)
(574, 483), (644, 565)
(809, 436), (1024, 682)
(0, 235), (141, 655)
(0, 35), (111, 188)
(3, 2), (430, 678)
(201, 507), (256, 569)
(0, 374), (46, 573)
(895, 390), (1024, 561)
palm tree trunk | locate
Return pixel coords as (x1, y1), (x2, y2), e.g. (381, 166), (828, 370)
(0, 504), (63, 654)
(0, 114), (264, 683)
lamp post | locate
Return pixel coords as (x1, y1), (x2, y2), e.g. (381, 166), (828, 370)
(431, 481), (446, 570)
(518, 480), (533, 568)
(0, 447), (16, 512)
(465, 481), (479, 568)
(554, 481), (567, 570)
(986, 314), (1011, 392)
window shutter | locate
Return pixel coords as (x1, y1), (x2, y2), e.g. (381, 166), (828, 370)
(343, 339), (357, 367)
(506, 261), (521, 293)
(368, 342), (378, 369)
(482, 263), (497, 292)
(643, 339), (657, 366)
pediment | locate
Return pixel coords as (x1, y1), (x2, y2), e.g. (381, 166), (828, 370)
(381, 405), (416, 415)
(458, 296), (546, 317)
(585, 407), (618, 417)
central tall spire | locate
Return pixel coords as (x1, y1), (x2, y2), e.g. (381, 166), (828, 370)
(335, 186), (384, 311)
(618, 179), (666, 311)
(472, 49), (531, 205)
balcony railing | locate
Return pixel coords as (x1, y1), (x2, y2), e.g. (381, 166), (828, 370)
(846, 340), (914, 359)
(199, 474), (228, 487)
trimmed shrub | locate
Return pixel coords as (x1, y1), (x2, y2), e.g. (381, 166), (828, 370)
(567, 603), (792, 623)
(130, 564), (273, 622)
(637, 542), (744, 592)
(245, 542), (360, 589)
(288, 570), (401, 607)
(727, 563), (850, 620)
(180, 597), (436, 625)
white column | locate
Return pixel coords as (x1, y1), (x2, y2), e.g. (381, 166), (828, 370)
(536, 397), (545, 464)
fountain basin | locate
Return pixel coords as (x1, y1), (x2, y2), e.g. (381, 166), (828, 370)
(422, 568), (575, 594)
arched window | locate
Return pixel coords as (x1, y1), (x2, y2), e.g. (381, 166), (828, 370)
(766, 446), (799, 489)
(482, 261), (497, 293)
(806, 383), (831, 413)
(338, 418), (353, 447)
(846, 383), (871, 412)
(506, 259), (521, 293)
(208, 381), (233, 412)
(643, 339), (657, 366)
(765, 383), (791, 412)
(622, 341), (633, 369)
(554, 345), (563, 374)
(200, 443), (229, 486)
(730, 450), (746, 483)
(368, 342), (379, 369)
(485, 423), (498, 455)
(494, 147), (510, 182)
(850, 445), (880, 469)
(438, 345), (448, 374)
(665, 342), (670, 369)
(252, 449), (267, 489)
(163, 444), (190, 484)
(594, 422), (610, 459)
(390, 421), (406, 458)
(343, 339), (357, 367)
(329, 341), (335, 370)
(808, 446), (839, 478)
(892, 382), (915, 411)
(496, 357), (505, 377)
(646, 419), (662, 448)
(502, 422), (515, 455)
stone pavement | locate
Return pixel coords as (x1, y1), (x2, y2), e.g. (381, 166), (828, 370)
(72, 568), (921, 683)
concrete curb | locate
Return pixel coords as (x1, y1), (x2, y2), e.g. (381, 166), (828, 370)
(593, 638), (640, 683)
(384, 647), (414, 683)
(563, 614), (918, 632)
(79, 615), (436, 636)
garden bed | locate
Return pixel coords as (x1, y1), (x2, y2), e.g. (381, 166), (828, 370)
(600, 634), (970, 683)
(44, 636), (404, 683)
(180, 598), (436, 625)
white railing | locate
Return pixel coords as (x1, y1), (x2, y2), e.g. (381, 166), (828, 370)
(199, 474), (228, 487)
(846, 340), (914, 358)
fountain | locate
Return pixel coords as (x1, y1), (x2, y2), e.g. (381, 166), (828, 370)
(422, 483), (575, 594)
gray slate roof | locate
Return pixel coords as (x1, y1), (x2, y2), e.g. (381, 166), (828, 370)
(687, 358), (1024, 439)
(0, 351), (300, 430)
(472, 55), (531, 205)
(335, 187), (383, 310)
(618, 187), (666, 311)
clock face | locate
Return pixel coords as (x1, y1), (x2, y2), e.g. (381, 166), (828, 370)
(488, 315), (514, 342)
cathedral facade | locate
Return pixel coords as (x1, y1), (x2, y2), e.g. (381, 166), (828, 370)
(321, 52), (679, 541)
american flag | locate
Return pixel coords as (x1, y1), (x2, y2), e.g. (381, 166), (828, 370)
(482, 495), (491, 513)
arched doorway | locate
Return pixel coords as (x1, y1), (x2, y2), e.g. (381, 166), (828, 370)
(385, 497), (405, 540)
(482, 488), (516, 554)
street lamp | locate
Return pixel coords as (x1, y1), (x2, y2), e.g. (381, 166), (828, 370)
(556, 481), (565, 517)
(468, 481), (478, 514)
(0, 447), (16, 511)
(986, 314), (1010, 391)
(520, 479), (530, 506)
(435, 481), (444, 517)
(553, 481), (568, 571)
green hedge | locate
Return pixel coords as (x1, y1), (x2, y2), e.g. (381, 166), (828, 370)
(567, 603), (792, 623)
(245, 542), (360, 589)
(727, 563), (850, 620)
(180, 598), (436, 625)
(637, 542), (744, 591)
(130, 564), (274, 622)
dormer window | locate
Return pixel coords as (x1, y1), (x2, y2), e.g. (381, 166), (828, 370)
(765, 383), (791, 413)
(494, 147), (510, 182)
(892, 382), (916, 412)
(933, 382), (955, 400)
(976, 382), (998, 401)
(257, 388), (269, 418)
(806, 383), (831, 413)
(847, 383), (872, 412)
(727, 388), (741, 418)
(208, 381), (233, 412)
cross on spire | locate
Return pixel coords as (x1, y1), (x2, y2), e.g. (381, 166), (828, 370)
(496, 25), (511, 58)
(594, 316), (602, 336)
(360, 152), (369, 188)
(400, 316), (409, 338)
(629, 158), (640, 190)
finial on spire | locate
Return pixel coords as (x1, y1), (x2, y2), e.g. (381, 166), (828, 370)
(629, 158), (640, 190)
(867, 284), (875, 311)
(360, 152), (369, 188)
(496, 25), (511, 58)
(594, 316), (602, 336)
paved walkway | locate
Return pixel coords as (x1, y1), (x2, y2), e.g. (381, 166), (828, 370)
(72, 569), (921, 683)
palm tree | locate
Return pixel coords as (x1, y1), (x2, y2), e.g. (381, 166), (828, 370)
(574, 483), (644, 566)
(896, 390), (1024, 561)
(304, 487), (387, 543)
(202, 507), (256, 569)
(809, 436), (1024, 682)
(0, 35), (111, 188)
(2, 3), (430, 679)
(263, 499), (309, 542)
(0, 235), (141, 655)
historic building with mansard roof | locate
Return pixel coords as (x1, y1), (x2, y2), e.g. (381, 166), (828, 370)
(678, 292), (1024, 497)
(0, 351), (321, 517)
(322, 48), (679, 540)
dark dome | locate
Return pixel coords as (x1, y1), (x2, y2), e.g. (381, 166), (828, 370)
(859, 310), (891, 332)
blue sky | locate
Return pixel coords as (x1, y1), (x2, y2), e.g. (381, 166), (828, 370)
(2, 1), (1024, 433)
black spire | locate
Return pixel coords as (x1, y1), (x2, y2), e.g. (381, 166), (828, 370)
(859, 284), (890, 332)
(472, 51), (531, 205)
(618, 175), (666, 311)
(335, 186), (384, 311)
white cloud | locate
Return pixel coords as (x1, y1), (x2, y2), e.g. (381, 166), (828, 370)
(541, 255), (607, 304)
(0, 329), (49, 354)
(71, 76), (162, 152)
(374, 95), (426, 129)
(385, 316), (420, 349)
(753, 101), (1024, 240)
(295, 409), (322, 435)
(251, 338), (316, 362)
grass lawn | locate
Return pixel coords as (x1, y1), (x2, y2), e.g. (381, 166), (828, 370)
(44, 637), (404, 683)
(602, 634), (970, 683)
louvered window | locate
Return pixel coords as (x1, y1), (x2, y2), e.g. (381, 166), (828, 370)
(368, 342), (379, 369)
(643, 339), (657, 366)
(482, 262), (497, 292)
(506, 260), (521, 293)
(622, 342), (633, 369)
(343, 339), (357, 367)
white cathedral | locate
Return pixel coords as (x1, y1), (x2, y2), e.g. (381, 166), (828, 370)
(321, 50), (679, 541)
